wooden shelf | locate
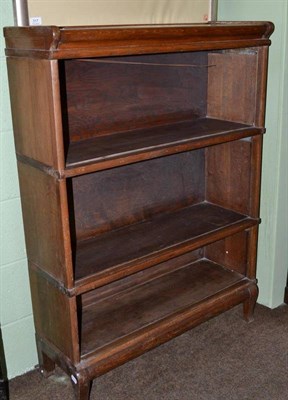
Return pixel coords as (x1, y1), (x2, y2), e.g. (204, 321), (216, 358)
(65, 118), (263, 177)
(80, 258), (246, 357)
(74, 202), (258, 294)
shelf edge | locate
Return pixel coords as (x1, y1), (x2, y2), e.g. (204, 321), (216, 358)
(65, 125), (264, 178)
(77, 278), (256, 379)
(72, 217), (258, 296)
(15, 124), (264, 179)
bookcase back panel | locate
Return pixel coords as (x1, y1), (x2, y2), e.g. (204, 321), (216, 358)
(71, 150), (205, 240)
(207, 51), (258, 125)
(62, 52), (208, 141)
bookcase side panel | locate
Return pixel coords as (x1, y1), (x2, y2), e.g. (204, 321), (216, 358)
(18, 162), (73, 286)
(207, 51), (258, 125)
(249, 47), (270, 218)
(29, 267), (79, 363)
(6, 58), (65, 170)
(205, 140), (252, 215)
(204, 231), (248, 276)
(254, 46), (270, 128)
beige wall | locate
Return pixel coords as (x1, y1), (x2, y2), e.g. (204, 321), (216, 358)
(28, 0), (213, 25)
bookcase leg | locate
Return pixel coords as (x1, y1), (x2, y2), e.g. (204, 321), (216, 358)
(243, 284), (258, 323)
(38, 351), (56, 377)
(36, 341), (55, 378)
(72, 378), (91, 400)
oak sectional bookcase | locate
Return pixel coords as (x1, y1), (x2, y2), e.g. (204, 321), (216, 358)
(4, 22), (273, 399)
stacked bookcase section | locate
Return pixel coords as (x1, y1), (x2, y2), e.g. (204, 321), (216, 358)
(4, 22), (273, 399)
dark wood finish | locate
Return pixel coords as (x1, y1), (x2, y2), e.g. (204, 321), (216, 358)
(4, 22), (274, 59)
(73, 379), (91, 400)
(249, 47), (270, 220)
(29, 266), (79, 363)
(64, 53), (208, 141)
(37, 342), (56, 378)
(4, 23), (273, 400)
(207, 51), (257, 125)
(72, 151), (205, 239)
(243, 284), (259, 322)
(65, 119), (262, 176)
(284, 275), (288, 304)
(81, 250), (202, 307)
(6, 58), (65, 170)
(34, 278), (257, 390)
(205, 231), (248, 275)
(80, 259), (245, 356)
(17, 163), (73, 286)
(206, 140), (252, 215)
(74, 203), (257, 293)
(79, 281), (256, 382)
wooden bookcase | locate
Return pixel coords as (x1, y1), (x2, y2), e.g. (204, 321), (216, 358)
(4, 22), (273, 399)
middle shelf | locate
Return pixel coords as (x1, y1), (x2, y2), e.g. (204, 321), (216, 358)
(73, 202), (258, 294)
(65, 118), (263, 177)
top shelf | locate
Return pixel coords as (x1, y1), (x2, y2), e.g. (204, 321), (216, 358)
(64, 118), (263, 177)
(4, 22), (274, 59)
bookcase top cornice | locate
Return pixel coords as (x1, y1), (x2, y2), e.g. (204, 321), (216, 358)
(4, 21), (274, 59)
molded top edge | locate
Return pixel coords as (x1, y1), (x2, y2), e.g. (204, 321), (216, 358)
(3, 21), (274, 59)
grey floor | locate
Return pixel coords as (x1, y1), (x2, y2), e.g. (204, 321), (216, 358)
(8, 304), (288, 400)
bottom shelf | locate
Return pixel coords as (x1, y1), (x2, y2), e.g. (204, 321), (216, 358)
(80, 258), (247, 358)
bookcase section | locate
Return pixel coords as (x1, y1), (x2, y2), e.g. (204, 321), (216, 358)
(4, 22), (273, 400)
